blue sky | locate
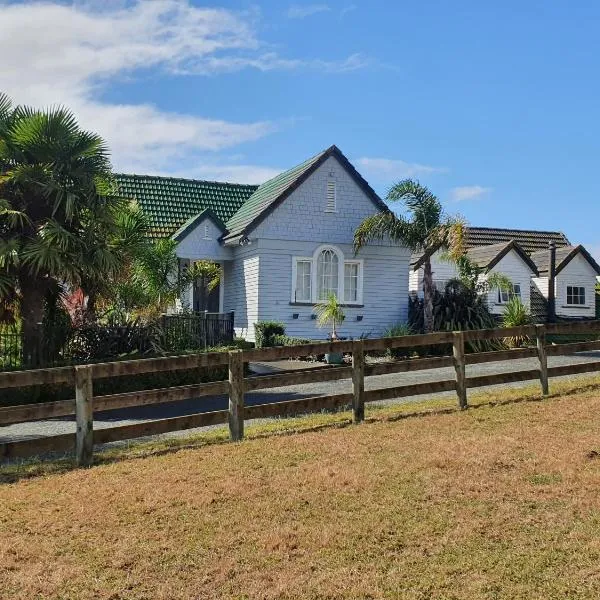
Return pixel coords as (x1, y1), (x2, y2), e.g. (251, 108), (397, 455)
(2, 0), (599, 256)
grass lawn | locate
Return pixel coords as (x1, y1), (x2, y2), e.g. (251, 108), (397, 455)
(3, 379), (600, 598)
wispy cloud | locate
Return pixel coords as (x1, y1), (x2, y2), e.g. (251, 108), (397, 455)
(0, 0), (367, 175)
(340, 4), (358, 17)
(450, 185), (492, 202)
(354, 157), (448, 181)
(155, 164), (282, 185)
(287, 4), (331, 19)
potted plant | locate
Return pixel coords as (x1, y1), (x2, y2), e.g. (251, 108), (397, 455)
(315, 293), (345, 364)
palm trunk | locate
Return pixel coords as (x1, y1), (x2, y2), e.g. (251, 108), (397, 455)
(19, 275), (47, 367)
(423, 258), (435, 333)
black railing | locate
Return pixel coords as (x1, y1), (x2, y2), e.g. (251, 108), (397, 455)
(0, 312), (235, 371)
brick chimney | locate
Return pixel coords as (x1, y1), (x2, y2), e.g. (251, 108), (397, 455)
(547, 241), (556, 322)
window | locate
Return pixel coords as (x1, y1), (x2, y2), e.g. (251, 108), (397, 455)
(326, 180), (336, 212)
(344, 262), (360, 303)
(567, 286), (586, 305)
(291, 246), (363, 304)
(498, 283), (521, 304)
(317, 248), (339, 300)
(294, 260), (312, 302)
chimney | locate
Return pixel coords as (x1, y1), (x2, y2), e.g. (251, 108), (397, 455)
(547, 241), (556, 322)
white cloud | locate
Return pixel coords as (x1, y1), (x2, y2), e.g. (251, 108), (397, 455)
(287, 4), (331, 19)
(0, 1), (366, 177)
(354, 157), (448, 181)
(449, 185), (492, 202)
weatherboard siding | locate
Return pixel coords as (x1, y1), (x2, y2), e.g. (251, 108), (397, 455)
(533, 255), (596, 318)
(175, 218), (232, 261)
(484, 250), (534, 315)
(223, 248), (260, 340)
(256, 240), (410, 339)
(409, 250), (460, 295)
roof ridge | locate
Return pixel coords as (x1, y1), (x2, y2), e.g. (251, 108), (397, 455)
(466, 225), (568, 236)
(114, 173), (259, 189)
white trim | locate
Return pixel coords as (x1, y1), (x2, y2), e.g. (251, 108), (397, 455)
(219, 262), (225, 312)
(291, 245), (364, 305)
(566, 284), (587, 306)
(325, 179), (337, 213)
(291, 256), (312, 303)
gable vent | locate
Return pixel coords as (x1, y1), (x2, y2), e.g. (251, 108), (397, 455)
(326, 180), (336, 213)
(203, 223), (211, 240)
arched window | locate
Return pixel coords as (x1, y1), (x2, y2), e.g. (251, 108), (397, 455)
(317, 248), (339, 300)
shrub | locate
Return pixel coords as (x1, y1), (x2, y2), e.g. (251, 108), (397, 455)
(271, 334), (312, 347)
(254, 321), (286, 348)
(502, 297), (531, 348)
(382, 323), (413, 359)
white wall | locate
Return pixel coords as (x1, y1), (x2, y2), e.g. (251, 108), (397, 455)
(409, 249), (459, 296)
(555, 254), (597, 318)
(175, 217), (232, 261)
(484, 250), (534, 315)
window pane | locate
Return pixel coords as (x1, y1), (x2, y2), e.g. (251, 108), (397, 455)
(513, 284), (521, 298)
(295, 260), (311, 302)
(344, 263), (358, 302)
(567, 286), (585, 305)
(317, 249), (339, 300)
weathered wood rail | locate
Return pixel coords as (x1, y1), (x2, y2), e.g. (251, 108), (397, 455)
(2, 321), (600, 465)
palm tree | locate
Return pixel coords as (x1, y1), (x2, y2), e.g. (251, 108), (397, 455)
(354, 179), (464, 333)
(315, 293), (345, 340)
(187, 260), (221, 312)
(0, 93), (141, 363)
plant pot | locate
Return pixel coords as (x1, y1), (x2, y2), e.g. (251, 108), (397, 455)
(324, 352), (344, 365)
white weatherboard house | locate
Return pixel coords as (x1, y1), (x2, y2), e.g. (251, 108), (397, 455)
(116, 146), (411, 341)
(530, 245), (600, 319)
(409, 227), (599, 320)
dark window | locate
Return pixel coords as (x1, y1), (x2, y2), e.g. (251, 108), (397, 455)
(566, 286), (586, 305)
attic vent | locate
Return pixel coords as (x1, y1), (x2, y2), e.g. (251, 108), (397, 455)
(203, 223), (211, 240)
(326, 180), (336, 213)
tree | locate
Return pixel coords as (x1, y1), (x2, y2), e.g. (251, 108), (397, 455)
(187, 260), (221, 312)
(0, 93), (143, 362)
(354, 179), (465, 333)
(315, 292), (345, 340)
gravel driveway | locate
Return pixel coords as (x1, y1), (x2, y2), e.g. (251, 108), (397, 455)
(2, 352), (600, 445)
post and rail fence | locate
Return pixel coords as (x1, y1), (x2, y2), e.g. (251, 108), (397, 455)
(1, 320), (600, 466)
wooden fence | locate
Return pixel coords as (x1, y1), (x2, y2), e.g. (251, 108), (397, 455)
(2, 320), (600, 466)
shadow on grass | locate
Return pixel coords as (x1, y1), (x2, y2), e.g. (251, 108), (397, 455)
(2, 377), (600, 485)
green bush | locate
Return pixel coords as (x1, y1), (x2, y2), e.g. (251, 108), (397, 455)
(271, 334), (312, 347)
(254, 321), (286, 348)
(382, 323), (413, 359)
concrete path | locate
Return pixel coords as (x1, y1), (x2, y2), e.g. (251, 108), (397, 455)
(2, 352), (600, 445)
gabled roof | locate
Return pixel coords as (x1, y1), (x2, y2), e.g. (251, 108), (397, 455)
(411, 226), (571, 270)
(466, 241), (539, 274)
(171, 208), (226, 242)
(115, 174), (257, 238)
(530, 245), (600, 276)
(223, 145), (388, 243)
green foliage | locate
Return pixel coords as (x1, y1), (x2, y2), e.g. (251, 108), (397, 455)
(448, 254), (513, 295)
(271, 334), (312, 347)
(409, 279), (500, 353)
(354, 179), (465, 333)
(315, 293), (345, 339)
(502, 296), (532, 348)
(382, 323), (414, 359)
(254, 321), (286, 348)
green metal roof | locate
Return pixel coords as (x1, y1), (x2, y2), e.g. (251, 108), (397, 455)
(223, 147), (330, 241)
(114, 174), (258, 238)
(223, 145), (388, 242)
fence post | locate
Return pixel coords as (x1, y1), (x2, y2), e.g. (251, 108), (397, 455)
(352, 339), (365, 423)
(536, 324), (549, 396)
(75, 365), (94, 466)
(453, 331), (468, 410)
(228, 350), (245, 441)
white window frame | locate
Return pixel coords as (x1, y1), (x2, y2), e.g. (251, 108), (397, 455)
(291, 245), (363, 305)
(343, 260), (364, 304)
(566, 285), (586, 306)
(497, 282), (522, 304)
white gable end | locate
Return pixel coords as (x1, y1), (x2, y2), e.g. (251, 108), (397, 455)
(175, 217), (232, 261)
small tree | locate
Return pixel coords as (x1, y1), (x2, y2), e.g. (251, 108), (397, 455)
(187, 260), (221, 312)
(315, 293), (345, 340)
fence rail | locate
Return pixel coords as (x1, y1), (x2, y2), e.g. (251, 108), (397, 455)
(2, 320), (600, 464)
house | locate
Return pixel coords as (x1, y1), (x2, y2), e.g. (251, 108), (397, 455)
(530, 245), (600, 320)
(409, 227), (578, 319)
(116, 146), (411, 341)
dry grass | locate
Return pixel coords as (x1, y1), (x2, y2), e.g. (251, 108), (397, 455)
(3, 379), (600, 598)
